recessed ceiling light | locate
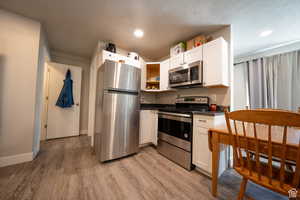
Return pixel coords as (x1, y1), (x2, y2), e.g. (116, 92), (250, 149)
(260, 30), (273, 37)
(134, 29), (144, 38)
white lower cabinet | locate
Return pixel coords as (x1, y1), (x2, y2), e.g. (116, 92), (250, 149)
(139, 110), (158, 146)
(192, 114), (228, 177)
(193, 127), (212, 173)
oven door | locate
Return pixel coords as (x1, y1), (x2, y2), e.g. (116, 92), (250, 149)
(189, 61), (203, 85)
(169, 66), (190, 87)
(158, 112), (192, 141)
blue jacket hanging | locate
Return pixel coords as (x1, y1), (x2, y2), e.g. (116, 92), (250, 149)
(56, 69), (74, 108)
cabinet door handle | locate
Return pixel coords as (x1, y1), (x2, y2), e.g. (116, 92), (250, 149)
(198, 119), (207, 123)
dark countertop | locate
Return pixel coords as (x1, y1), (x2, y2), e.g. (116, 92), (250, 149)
(140, 104), (175, 110)
(140, 104), (224, 116)
(192, 111), (224, 116)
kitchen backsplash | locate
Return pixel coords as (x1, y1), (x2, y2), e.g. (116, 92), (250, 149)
(141, 87), (230, 106)
(155, 87), (230, 106)
(140, 92), (157, 104)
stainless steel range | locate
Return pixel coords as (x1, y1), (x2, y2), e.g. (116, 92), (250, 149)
(157, 96), (210, 170)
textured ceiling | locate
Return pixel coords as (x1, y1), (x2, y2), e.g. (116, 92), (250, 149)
(1, 0), (300, 60)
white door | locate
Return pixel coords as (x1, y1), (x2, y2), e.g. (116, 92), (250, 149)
(46, 62), (82, 139)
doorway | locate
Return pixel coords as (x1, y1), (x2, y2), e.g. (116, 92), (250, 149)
(41, 62), (82, 140)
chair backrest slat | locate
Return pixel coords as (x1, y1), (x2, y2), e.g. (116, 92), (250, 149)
(225, 111), (239, 166)
(234, 120), (244, 168)
(279, 126), (288, 187)
(242, 122), (252, 176)
(267, 125), (273, 185)
(253, 123), (262, 180)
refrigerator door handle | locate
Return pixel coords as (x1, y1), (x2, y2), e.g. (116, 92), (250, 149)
(105, 88), (139, 95)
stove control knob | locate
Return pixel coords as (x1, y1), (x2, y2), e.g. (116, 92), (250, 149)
(184, 133), (188, 138)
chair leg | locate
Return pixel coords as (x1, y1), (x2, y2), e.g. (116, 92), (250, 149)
(238, 177), (248, 200)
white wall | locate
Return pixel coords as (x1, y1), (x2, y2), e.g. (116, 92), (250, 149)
(0, 9), (43, 166)
(50, 51), (90, 134)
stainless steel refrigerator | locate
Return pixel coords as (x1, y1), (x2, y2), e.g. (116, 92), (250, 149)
(94, 60), (141, 162)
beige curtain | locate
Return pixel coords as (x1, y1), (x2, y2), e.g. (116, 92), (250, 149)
(236, 50), (300, 112)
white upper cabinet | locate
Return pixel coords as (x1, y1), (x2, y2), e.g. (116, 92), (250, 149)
(203, 37), (229, 87)
(184, 45), (203, 64)
(159, 59), (170, 91)
(169, 53), (184, 69)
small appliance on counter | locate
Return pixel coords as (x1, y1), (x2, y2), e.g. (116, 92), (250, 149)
(210, 104), (217, 111)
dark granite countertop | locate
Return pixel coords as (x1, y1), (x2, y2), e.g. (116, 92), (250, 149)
(140, 104), (224, 116)
(192, 111), (224, 116)
(140, 104), (175, 110)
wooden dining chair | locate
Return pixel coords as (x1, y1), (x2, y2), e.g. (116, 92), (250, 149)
(225, 109), (300, 200)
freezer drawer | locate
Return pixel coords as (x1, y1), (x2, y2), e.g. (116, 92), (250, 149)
(103, 60), (141, 92)
(99, 91), (140, 162)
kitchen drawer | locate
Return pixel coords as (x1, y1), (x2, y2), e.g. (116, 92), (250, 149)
(184, 46), (203, 64)
(193, 115), (214, 129)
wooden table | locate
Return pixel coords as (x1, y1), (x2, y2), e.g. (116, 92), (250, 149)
(208, 124), (300, 197)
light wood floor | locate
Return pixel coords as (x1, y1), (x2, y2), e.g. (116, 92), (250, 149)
(0, 136), (286, 200)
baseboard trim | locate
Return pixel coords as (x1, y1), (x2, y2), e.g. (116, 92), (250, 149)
(0, 152), (33, 167)
(80, 130), (88, 135)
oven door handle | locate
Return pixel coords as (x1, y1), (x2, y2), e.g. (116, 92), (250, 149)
(158, 111), (191, 118)
(158, 112), (192, 123)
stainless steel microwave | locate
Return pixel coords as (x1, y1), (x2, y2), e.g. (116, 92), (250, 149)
(169, 61), (203, 88)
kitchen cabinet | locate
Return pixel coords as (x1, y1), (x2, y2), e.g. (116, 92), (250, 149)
(169, 53), (184, 69)
(139, 110), (158, 146)
(192, 114), (227, 177)
(203, 37), (229, 87)
(141, 61), (174, 92)
(184, 45), (203, 64)
(140, 58), (147, 90)
(144, 62), (160, 90)
(159, 59), (170, 91)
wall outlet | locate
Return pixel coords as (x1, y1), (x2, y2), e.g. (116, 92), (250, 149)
(210, 94), (217, 104)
